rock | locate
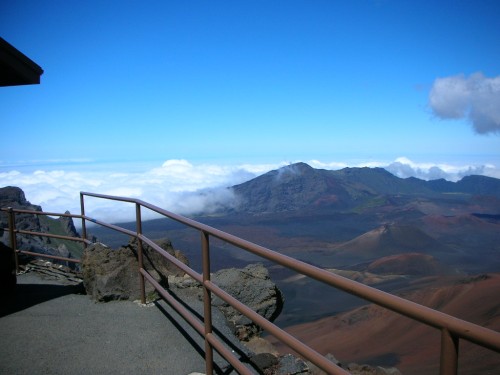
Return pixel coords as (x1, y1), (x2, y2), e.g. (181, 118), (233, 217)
(58, 211), (80, 238)
(22, 258), (83, 286)
(0, 186), (43, 248)
(81, 238), (188, 302)
(211, 263), (284, 340)
(249, 352), (279, 373)
(168, 273), (200, 290)
(137, 237), (189, 278)
(276, 354), (309, 375)
(306, 353), (343, 375)
(325, 353), (342, 366)
(307, 353), (402, 375)
(82, 242), (140, 301)
(168, 263), (284, 341)
(347, 363), (402, 375)
(0, 186), (80, 263)
(0, 186), (41, 209)
(245, 337), (279, 356)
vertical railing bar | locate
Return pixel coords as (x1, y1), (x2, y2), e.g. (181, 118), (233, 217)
(440, 328), (459, 375)
(201, 230), (214, 375)
(7, 207), (19, 272)
(80, 193), (88, 249)
(136, 202), (146, 304)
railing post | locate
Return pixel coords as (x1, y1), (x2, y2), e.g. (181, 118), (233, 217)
(79, 193), (88, 248)
(440, 328), (459, 375)
(136, 203), (146, 304)
(201, 230), (214, 375)
(7, 207), (19, 272)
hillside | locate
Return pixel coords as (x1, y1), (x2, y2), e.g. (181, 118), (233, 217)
(0, 186), (81, 263)
(213, 163), (500, 271)
(325, 223), (453, 266)
(269, 273), (500, 375)
(364, 253), (450, 276)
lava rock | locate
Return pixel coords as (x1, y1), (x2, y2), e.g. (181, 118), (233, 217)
(211, 263), (284, 340)
(81, 238), (188, 302)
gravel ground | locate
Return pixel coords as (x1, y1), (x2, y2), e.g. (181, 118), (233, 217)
(0, 272), (254, 375)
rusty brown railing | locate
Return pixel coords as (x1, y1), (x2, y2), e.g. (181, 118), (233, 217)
(1, 207), (90, 270)
(2, 192), (500, 374)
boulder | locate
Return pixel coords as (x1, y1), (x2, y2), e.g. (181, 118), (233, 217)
(137, 238), (189, 279)
(81, 238), (188, 302)
(211, 263), (284, 340)
(169, 263), (284, 341)
(82, 242), (141, 302)
(276, 354), (309, 374)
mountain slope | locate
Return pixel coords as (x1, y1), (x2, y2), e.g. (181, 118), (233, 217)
(365, 253), (450, 276)
(269, 273), (500, 375)
(231, 162), (374, 213)
(327, 224), (452, 265)
(229, 162), (500, 216)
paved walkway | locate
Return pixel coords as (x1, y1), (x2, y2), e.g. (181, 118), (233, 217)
(0, 271), (253, 375)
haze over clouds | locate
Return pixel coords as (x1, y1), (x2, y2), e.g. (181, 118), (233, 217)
(429, 72), (500, 134)
(1, 158), (498, 225)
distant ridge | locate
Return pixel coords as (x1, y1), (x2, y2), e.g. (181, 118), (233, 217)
(229, 162), (500, 215)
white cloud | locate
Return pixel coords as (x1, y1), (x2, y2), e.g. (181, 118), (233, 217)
(0, 160), (277, 224)
(429, 72), (500, 134)
(1, 158), (498, 225)
(384, 156), (498, 181)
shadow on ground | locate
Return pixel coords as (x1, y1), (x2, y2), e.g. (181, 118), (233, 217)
(0, 282), (85, 317)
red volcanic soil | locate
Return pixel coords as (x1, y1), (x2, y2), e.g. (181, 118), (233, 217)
(330, 224), (451, 264)
(366, 253), (448, 276)
(268, 274), (500, 375)
(421, 213), (499, 236)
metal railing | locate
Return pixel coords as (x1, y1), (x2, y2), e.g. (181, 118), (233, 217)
(1, 207), (89, 270)
(2, 192), (500, 374)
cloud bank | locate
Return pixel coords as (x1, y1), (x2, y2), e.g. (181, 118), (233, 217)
(0, 160), (286, 225)
(1, 158), (498, 225)
(429, 72), (500, 134)
(382, 157), (497, 181)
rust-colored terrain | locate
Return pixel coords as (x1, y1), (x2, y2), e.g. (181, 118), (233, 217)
(269, 273), (500, 375)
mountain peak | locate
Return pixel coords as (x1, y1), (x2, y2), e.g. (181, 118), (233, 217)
(279, 162), (314, 175)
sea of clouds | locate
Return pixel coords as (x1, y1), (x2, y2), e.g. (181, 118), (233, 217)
(1, 157), (498, 225)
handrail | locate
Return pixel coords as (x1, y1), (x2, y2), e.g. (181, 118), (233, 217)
(1, 207), (88, 266)
(2, 193), (500, 374)
(78, 191), (500, 375)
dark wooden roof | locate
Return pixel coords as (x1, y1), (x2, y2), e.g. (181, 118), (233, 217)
(0, 37), (44, 87)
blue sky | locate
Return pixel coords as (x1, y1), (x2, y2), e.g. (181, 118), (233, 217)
(1, 1), (499, 221)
